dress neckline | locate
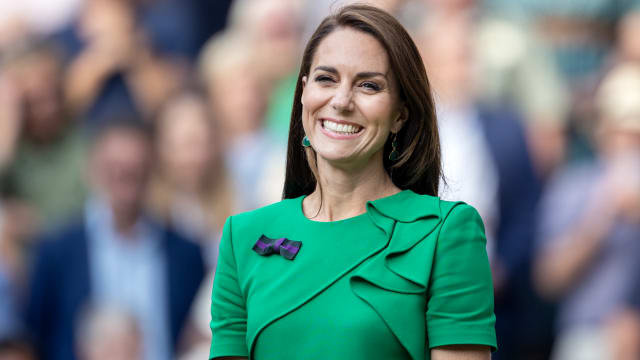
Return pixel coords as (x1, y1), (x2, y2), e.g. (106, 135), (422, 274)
(297, 190), (411, 224)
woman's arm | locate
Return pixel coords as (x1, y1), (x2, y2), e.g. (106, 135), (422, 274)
(431, 345), (491, 360)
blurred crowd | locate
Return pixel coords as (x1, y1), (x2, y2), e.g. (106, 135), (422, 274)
(0, 0), (639, 359)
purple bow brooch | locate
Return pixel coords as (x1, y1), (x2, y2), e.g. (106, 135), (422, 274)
(253, 235), (302, 260)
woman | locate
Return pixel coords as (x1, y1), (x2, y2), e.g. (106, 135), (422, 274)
(149, 89), (234, 266)
(210, 4), (496, 360)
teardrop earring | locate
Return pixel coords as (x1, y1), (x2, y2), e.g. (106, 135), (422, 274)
(302, 135), (311, 147)
(388, 133), (399, 161)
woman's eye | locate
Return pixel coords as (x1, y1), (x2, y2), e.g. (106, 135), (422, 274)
(315, 75), (334, 83)
(361, 81), (381, 91)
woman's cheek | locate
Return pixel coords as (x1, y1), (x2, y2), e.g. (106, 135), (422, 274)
(303, 86), (327, 111)
(359, 97), (393, 128)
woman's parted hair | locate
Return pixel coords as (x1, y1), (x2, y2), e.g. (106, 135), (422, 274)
(282, 4), (441, 199)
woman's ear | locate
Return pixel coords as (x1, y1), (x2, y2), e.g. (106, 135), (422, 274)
(301, 76), (307, 105)
(391, 105), (409, 133)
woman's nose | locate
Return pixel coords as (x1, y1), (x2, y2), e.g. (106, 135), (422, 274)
(330, 85), (354, 112)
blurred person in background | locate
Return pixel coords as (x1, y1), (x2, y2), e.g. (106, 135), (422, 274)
(417, 2), (548, 358)
(149, 88), (234, 267)
(198, 31), (286, 212)
(147, 89), (238, 359)
(61, 0), (185, 127)
(76, 306), (142, 360)
(473, 12), (571, 178)
(485, 0), (640, 164)
(25, 120), (205, 360)
(417, 4), (500, 234)
(0, 40), (88, 329)
(225, 0), (304, 140)
(533, 63), (640, 360)
(0, 39), (87, 232)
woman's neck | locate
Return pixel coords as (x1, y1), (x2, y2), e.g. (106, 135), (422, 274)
(303, 154), (400, 222)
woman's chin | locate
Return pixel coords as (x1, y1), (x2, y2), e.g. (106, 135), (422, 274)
(315, 149), (373, 169)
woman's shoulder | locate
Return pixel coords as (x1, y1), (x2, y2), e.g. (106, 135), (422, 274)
(367, 189), (477, 223)
(228, 196), (303, 232)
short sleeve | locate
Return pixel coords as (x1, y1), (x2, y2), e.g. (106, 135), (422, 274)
(210, 216), (249, 359)
(426, 203), (497, 351)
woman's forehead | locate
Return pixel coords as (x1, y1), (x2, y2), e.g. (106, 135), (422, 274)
(310, 27), (390, 75)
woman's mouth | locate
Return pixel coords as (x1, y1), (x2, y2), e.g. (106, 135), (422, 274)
(321, 119), (363, 135)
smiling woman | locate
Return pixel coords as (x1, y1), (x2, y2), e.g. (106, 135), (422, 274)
(300, 28), (402, 170)
(209, 4), (496, 360)
(285, 4), (441, 201)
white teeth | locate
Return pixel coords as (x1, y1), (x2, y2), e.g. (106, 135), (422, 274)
(322, 120), (361, 134)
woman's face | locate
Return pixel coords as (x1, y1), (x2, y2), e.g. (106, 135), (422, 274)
(158, 97), (215, 190)
(301, 28), (405, 169)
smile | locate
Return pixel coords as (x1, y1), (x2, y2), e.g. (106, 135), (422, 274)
(321, 119), (363, 136)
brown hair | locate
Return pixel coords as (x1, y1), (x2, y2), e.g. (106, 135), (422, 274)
(282, 4), (441, 199)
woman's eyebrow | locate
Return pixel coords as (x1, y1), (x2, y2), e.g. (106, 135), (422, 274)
(313, 65), (338, 74)
(313, 66), (387, 79)
(355, 71), (386, 79)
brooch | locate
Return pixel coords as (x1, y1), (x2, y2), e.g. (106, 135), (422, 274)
(253, 235), (302, 260)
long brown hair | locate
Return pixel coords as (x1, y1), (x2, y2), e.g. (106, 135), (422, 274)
(283, 4), (441, 199)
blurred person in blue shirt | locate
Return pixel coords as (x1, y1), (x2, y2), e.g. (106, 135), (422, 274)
(25, 120), (205, 360)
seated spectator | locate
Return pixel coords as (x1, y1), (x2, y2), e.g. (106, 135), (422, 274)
(533, 63), (640, 360)
(25, 120), (205, 360)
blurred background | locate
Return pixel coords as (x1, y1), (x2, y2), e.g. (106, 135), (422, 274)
(0, 0), (639, 359)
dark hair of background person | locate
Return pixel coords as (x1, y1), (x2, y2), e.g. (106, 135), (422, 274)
(282, 4), (441, 199)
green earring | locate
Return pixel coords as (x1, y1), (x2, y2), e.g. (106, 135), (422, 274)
(388, 133), (399, 161)
(302, 135), (311, 147)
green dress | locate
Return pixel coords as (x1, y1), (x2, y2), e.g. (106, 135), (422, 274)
(209, 190), (497, 360)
